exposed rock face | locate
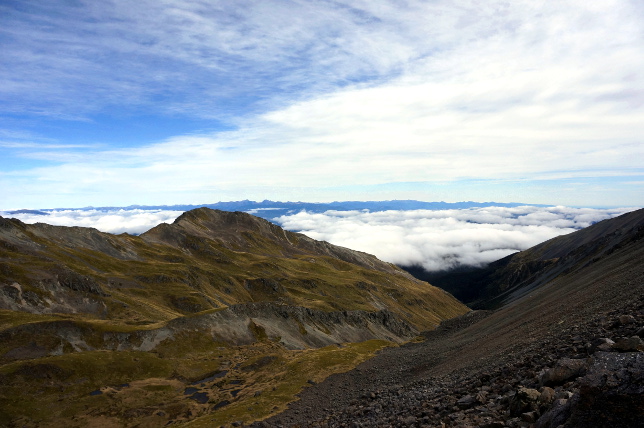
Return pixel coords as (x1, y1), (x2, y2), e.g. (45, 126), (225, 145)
(0, 302), (418, 362)
(565, 351), (644, 427)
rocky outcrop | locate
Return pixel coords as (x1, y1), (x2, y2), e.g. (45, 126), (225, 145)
(0, 303), (418, 362)
(564, 351), (644, 427)
(0, 280), (108, 315)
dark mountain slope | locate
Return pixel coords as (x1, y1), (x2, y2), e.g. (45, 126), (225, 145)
(426, 208), (644, 308)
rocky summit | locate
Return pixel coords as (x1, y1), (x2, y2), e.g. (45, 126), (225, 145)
(1, 207), (642, 427)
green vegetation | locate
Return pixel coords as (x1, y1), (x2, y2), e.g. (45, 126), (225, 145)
(0, 209), (468, 426)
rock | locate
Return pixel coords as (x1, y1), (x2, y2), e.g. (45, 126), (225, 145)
(612, 336), (644, 352)
(509, 387), (540, 417)
(565, 351), (644, 427)
(555, 390), (573, 400)
(456, 395), (477, 409)
(535, 398), (572, 428)
(539, 358), (588, 386)
(521, 411), (537, 422)
(480, 423), (505, 428)
(590, 337), (615, 353)
(401, 415), (417, 424)
(618, 315), (636, 325)
(636, 327), (644, 338)
(539, 387), (555, 404)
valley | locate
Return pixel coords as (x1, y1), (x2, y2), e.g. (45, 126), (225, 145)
(0, 207), (642, 427)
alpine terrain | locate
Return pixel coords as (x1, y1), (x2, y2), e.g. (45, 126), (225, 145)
(263, 208), (644, 427)
(1, 207), (643, 427)
(0, 208), (467, 427)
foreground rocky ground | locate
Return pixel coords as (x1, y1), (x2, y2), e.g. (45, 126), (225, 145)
(255, 296), (642, 428)
(250, 235), (644, 428)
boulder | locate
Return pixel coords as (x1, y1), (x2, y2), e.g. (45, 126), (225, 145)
(535, 398), (573, 428)
(612, 336), (644, 352)
(539, 358), (588, 386)
(565, 351), (644, 427)
(509, 387), (540, 416)
(590, 337), (615, 353)
(618, 315), (636, 325)
(538, 386), (555, 404)
(456, 394), (477, 409)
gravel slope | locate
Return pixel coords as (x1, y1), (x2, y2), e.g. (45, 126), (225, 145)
(257, 234), (644, 427)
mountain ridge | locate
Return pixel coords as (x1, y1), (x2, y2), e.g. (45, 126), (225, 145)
(0, 207), (468, 426)
(261, 209), (644, 428)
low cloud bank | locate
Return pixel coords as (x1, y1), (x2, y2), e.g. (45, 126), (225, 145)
(277, 206), (637, 272)
(2, 209), (184, 235)
(3, 205), (637, 272)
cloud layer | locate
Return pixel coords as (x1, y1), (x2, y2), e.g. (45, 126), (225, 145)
(3, 205), (636, 272)
(277, 206), (636, 271)
(2, 209), (184, 235)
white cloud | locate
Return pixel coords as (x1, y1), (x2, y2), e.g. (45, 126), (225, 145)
(2, 209), (184, 235)
(277, 206), (637, 271)
(1, 1), (643, 208)
(2, 205), (637, 271)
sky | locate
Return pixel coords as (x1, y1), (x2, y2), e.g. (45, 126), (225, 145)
(2, 205), (635, 271)
(1, 0), (644, 209)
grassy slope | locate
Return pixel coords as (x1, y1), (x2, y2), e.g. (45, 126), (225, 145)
(0, 210), (467, 426)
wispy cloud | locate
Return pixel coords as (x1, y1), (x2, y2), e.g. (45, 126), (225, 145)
(1, 0), (443, 118)
(1, 1), (643, 207)
(0, 141), (95, 149)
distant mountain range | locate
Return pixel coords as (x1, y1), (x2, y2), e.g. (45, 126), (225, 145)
(22, 200), (547, 221)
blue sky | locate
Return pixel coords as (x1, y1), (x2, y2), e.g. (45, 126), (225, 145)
(1, 0), (643, 209)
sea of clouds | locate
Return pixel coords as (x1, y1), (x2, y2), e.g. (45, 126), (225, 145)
(276, 206), (637, 271)
(2, 206), (636, 272)
(1, 209), (186, 235)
